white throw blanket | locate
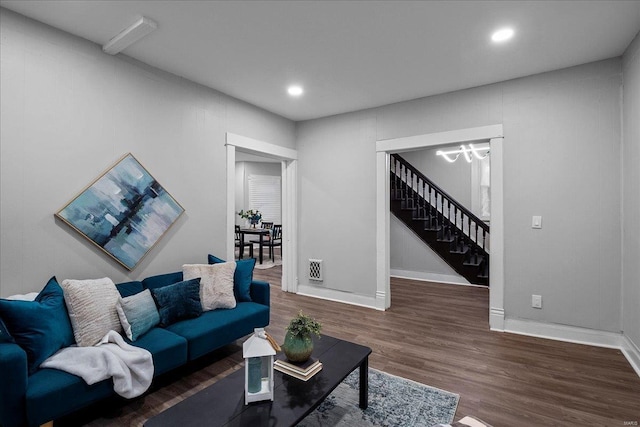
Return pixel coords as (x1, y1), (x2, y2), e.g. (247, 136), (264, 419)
(40, 330), (154, 398)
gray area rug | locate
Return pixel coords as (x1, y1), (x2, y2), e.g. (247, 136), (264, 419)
(297, 369), (459, 427)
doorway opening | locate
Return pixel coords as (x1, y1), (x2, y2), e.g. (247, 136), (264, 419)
(375, 125), (505, 330)
(389, 145), (490, 286)
(226, 133), (298, 293)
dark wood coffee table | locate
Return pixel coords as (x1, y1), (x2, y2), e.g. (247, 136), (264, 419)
(144, 335), (372, 427)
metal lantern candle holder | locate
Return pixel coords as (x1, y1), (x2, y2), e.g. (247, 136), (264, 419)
(243, 328), (275, 404)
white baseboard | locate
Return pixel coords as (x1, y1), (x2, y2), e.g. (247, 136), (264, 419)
(504, 317), (622, 348)
(621, 334), (640, 377)
(390, 269), (472, 286)
(504, 317), (640, 378)
(489, 307), (505, 331)
(296, 285), (381, 311)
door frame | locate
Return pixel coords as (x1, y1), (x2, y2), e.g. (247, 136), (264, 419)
(226, 133), (299, 293)
(375, 124), (505, 330)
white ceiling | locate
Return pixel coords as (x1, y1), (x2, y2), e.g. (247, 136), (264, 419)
(2, 1), (639, 121)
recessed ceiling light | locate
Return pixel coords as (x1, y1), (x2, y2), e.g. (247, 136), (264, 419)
(491, 28), (514, 43)
(287, 85), (304, 97)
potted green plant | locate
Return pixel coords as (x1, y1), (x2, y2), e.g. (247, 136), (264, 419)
(282, 311), (322, 363)
(237, 209), (262, 228)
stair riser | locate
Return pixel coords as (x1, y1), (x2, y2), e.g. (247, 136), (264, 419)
(391, 171), (489, 286)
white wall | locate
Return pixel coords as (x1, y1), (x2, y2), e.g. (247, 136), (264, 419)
(0, 10), (295, 296)
(234, 161), (281, 224)
(622, 33), (640, 350)
(297, 59), (622, 333)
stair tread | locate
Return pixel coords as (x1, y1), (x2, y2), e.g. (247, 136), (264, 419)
(450, 248), (469, 254)
(390, 168), (489, 287)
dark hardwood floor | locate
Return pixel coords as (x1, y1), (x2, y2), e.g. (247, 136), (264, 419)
(74, 262), (639, 427)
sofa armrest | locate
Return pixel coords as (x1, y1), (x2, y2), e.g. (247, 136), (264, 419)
(249, 280), (270, 307)
(0, 343), (28, 427)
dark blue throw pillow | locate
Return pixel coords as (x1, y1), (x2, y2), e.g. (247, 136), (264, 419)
(0, 277), (75, 373)
(151, 278), (202, 327)
(208, 254), (255, 302)
(0, 318), (15, 344)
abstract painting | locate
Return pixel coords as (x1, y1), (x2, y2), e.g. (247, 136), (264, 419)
(56, 153), (184, 270)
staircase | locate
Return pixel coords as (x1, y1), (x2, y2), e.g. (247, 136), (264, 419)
(390, 153), (490, 286)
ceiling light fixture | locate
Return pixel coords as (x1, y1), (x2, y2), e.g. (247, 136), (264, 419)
(436, 144), (490, 163)
(287, 85), (304, 97)
(491, 27), (514, 43)
(103, 17), (157, 55)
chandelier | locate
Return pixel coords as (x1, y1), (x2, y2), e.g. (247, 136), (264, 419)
(436, 143), (490, 163)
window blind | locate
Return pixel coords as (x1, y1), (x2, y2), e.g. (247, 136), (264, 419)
(248, 174), (281, 224)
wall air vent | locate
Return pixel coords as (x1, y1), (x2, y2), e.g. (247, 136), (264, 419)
(309, 259), (324, 282)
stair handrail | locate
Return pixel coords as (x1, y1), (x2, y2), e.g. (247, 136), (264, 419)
(391, 153), (489, 234)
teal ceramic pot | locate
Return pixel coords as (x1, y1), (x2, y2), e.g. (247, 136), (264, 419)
(282, 331), (314, 363)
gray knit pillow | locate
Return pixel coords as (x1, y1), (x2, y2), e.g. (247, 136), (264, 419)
(183, 263), (236, 311)
(61, 277), (122, 346)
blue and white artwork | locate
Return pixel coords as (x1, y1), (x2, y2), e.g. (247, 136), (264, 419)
(56, 154), (184, 270)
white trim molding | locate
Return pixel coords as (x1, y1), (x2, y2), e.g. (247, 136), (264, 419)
(621, 334), (640, 377)
(297, 285), (381, 311)
(504, 318), (622, 348)
(376, 125), (504, 318)
(226, 133), (299, 293)
(488, 136), (505, 331)
(376, 151), (391, 310)
(226, 133), (298, 160)
(377, 124), (503, 153)
(390, 269), (472, 286)
(490, 307), (505, 331)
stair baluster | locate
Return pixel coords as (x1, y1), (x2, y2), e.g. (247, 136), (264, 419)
(389, 153), (490, 286)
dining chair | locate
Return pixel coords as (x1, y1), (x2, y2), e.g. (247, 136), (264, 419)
(235, 225), (253, 259)
(250, 221), (273, 247)
(266, 224), (282, 261)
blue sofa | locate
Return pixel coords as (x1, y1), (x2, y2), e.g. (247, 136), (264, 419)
(0, 271), (270, 427)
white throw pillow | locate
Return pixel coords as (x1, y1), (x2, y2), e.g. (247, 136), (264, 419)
(183, 263), (236, 311)
(61, 277), (122, 347)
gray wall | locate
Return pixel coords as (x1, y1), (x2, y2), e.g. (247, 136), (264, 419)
(390, 215), (465, 282)
(401, 147), (472, 208)
(297, 58), (623, 333)
(0, 10), (295, 297)
(623, 33), (640, 348)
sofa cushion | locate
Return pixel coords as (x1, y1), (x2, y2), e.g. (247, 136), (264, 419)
(166, 302), (269, 360)
(116, 280), (144, 297)
(183, 263), (236, 311)
(26, 367), (113, 427)
(116, 289), (160, 341)
(151, 278), (203, 327)
(128, 327), (188, 376)
(208, 254), (256, 302)
(61, 277), (122, 347)
(0, 318), (14, 344)
(0, 277), (75, 374)
(142, 271), (183, 290)
(0, 343), (28, 427)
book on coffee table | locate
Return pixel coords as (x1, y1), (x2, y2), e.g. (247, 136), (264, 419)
(274, 357), (322, 381)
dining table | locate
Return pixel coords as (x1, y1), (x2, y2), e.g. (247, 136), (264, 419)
(239, 227), (270, 264)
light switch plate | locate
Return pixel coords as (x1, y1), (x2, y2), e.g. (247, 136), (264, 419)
(532, 215), (542, 229)
(532, 294), (542, 309)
